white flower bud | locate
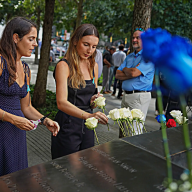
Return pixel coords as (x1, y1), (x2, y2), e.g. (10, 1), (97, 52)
(180, 173), (189, 181)
(131, 109), (144, 120)
(108, 109), (120, 121)
(85, 117), (98, 129)
(94, 97), (106, 108)
(119, 108), (132, 120)
(170, 110), (182, 118)
(183, 181), (191, 190)
(179, 184), (185, 191)
(175, 116), (188, 125)
(169, 182), (178, 191)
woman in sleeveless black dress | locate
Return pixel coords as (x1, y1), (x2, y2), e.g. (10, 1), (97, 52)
(51, 24), (108, 159)
(0, 17), (60, 177)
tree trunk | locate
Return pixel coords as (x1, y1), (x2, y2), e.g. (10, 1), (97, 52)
(32, 0), (55, 108)
(35, 6), (41, 64)
(75, 0), (84, 29)
(130, 0), (153, 52)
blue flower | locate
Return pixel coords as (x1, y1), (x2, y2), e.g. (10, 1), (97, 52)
(142, 28), (192, 94)
(155, 36), (192, 93)
(156, 114), (166, 123)
(141, 28), (172, 63)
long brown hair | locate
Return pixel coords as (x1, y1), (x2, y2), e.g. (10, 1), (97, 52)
(66, 24), (99, 89)
(0, 17), (37, 86)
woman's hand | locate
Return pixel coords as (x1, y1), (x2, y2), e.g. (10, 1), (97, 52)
(90, 93), (103, 109)
(44, 118), (60, 136)
(13, 116), (35, 131)
(89, 111), (108, 125)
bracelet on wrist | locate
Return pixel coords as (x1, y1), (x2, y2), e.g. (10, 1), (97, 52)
(40, 116), (47, 124)
(1, 111), (5, 122)
(40, 112), (52, 125)
(81, 111), (85, 119)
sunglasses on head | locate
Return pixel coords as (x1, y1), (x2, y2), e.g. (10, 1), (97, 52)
(135, 28), (144, 32)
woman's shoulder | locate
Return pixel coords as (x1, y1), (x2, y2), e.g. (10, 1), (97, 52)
(57, 58), (70, 69)
(59, 58), (69, 64)
(53, 58), (69, 79)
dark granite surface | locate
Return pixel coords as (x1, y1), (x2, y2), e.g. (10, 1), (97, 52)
(0, 140), (183, 192)
(121, 124), (192, 168)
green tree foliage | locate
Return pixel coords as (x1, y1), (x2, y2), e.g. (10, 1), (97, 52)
(83, 0), (134, 38)
(22, 0), (45, 61)
(0, 0), (25, 23)
(53, 0), (134, 42)
(54, 0), (77, 32)
(151, 0), (192, 40)
(22, 0), (45, 23)
(54, 0), (84, 32)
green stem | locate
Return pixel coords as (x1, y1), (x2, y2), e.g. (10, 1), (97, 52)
(120, 120), (126, 136)
(117, 120), (126, 137)
(129, 120), (135, 135)
(102, 107), (108, 113)
(102, 108), (109, 130)
(124, 120), (130, 137)
(107, 123), (109, 131)
(135, 120), (140, 134)
(94, 129), (99, 145)
(105, 108), (108, 113)
(137, 120), (142, 134)
(141, 121), (147, 133)
(179, 94), (192, 184)
(155, 70), (172, 184)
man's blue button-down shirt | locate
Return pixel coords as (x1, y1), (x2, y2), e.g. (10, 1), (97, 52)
(118, 50), (155, 91)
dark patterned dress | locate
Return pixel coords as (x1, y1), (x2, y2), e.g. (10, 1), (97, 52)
(0, 57), (30, 176)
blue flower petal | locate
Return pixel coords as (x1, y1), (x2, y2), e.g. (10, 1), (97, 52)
(141, 28), (172, 63)
(156, 114), (166, 123)
(156, 36), (192, 93)
(142, 28), (192, 94)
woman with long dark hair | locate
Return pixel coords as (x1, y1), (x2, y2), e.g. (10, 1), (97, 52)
(0, 17), (60, 176)
(51, 24), (108, 159)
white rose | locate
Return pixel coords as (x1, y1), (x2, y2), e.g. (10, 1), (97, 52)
(85, 117), (98, 129)
(170, 110), (182, 118)
(94, 97), (106, 108)
(175, 116), (188, 125)
(131, 109), (144, 120)
(119, 108), (133, 120)
(108, 109), (120, 120)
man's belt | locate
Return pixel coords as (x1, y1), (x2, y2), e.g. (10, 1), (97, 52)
(124, 90), (150, 94)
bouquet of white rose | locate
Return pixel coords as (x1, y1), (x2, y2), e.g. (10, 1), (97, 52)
(170, 110), (188, 126)
(108, 108), (147, 137)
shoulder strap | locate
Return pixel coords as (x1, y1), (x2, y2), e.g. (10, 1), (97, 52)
(53, 58), (69, 79)
(22, 61), (30, 77)
(0, 56), (6, 70)
(60, 58), (69, 64)
(21, 61), (31, 93)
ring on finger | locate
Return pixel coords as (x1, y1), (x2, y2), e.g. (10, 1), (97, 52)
(98, 118), (101, 121)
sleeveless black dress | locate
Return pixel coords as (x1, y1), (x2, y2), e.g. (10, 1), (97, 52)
(51, 59), (96, 159)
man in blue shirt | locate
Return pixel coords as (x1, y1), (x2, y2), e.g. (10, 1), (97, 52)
(116, 28), (155, 137)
